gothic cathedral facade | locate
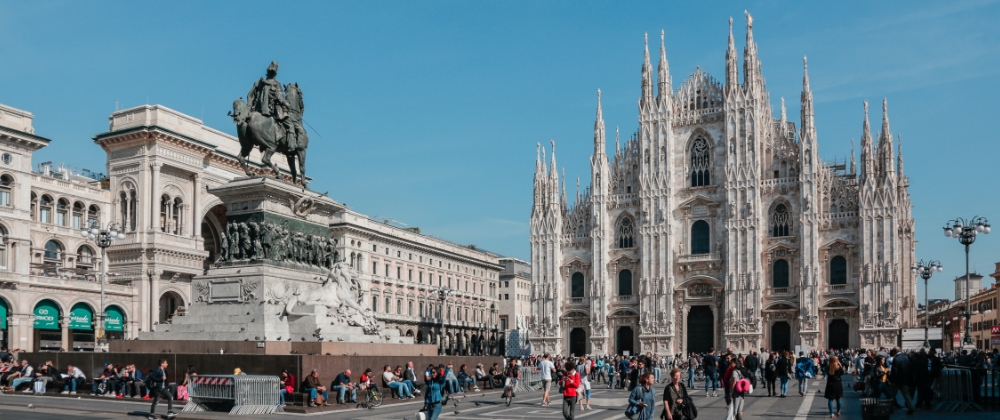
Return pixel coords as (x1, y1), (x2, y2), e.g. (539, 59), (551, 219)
(529, 15), (917, 357)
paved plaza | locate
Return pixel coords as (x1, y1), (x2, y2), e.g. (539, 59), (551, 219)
(0, 375), (996, 420)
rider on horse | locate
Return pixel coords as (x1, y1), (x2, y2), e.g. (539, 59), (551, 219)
(247, 61), (296, 150)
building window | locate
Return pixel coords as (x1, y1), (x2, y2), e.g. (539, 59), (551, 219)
(87, 205), (100, 230)
(172, 198), (183, 235)
(77, 246), (94, 270)
(1, 153), (11, 165)
(419, 302), (424, 317)
(72, 201), (84, 229)
(397, 267), (401, 279)
(39, 195), (53, 224)
(571, 272), (585, 298)
(397, 299), (402, 315)
(690, 137), (711, 187)
(830, 256), (847, 285)
(770, 204), (790, 237)
(691, 220), (710, 254)
(372, 296), (378, 312)
(56, 198), (68, 226)
(385, 264), (389, 277)
(419, 272), (423, 283)
(408, 300), (413, 316)
(0, 175), (12, 207)
(618, 269), (633, 296)
(43, 240), (63, 266)
(31, 192), (37, 221)
(773, 259), (789, 288)
(615, 216), (635, 248)
(0, 225), (8, 270)
(385, 297), (391, 314)
(372, 262), (377, 274)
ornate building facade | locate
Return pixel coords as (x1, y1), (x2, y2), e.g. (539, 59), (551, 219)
(529, 15), (917, 357)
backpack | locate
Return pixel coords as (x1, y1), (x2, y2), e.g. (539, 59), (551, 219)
(739, 366), (753, 380)
(768, 362), (776, 373)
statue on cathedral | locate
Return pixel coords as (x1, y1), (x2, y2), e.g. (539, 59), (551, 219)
(230, 61), (311, 185)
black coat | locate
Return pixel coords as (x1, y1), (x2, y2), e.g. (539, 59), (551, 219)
(745, 354), (759, 372)
(775, 357), (791, 378)
(764, 359), (777, 381)
(824, 367), (844, 400)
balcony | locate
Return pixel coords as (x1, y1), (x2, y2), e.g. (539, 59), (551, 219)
(569, 297), (588, 305)
(765, 286), (799, 298)
(615, 295), (637, 304)
(823, 284), (855, 295)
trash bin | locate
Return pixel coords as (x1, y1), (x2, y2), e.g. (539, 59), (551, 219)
(860, 398), (892, 420)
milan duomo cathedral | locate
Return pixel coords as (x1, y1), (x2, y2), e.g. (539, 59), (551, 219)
(528, 14), (917, 357)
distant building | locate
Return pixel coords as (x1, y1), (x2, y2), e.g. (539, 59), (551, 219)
(498, 257), (531, 356)
(954, 272), (984, 302)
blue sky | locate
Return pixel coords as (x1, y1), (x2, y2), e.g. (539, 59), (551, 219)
(2, 1), (998, 302)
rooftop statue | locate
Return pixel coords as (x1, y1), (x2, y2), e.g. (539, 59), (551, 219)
(229, 61), (310, 185)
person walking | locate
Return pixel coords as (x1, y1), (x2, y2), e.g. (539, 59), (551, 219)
(576, 357), (592, 410)
(726, 359), (749, 420)
(686, 352), (698, 388)
(538, 353), (555, 406)
(561, 361), (581, 420)
(824, 356), (845, 417)
(146, 359), (177, 420)
(764, 353), (777, 397)
(888, 349), (915, 414)
(744, 350), (760, 392)
(423, 365), (447, 420)
(627, 372), (655, 420)
(794, 351), (815, 396)
(776, 351), (792, 397)
(703, 349), (719, 397)
(663, 369), (690, 420)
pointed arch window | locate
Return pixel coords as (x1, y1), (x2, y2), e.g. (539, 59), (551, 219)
(690, 137), (711, 187)
(615, 216), (635, 248)
(772, 259), (789, 288)
(830, 256), (847, 285)
(770, 204), (791, 237)
(618, 269), (633, 296)
(571, 272), (585, 298)
(691, 220), (710, 254)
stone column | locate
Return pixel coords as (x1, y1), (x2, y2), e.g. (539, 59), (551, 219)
(149, 270), (162, 328)
(60, 317), (70, 351)
(192, 174), (202, 239)
(149, 163), (162, 230)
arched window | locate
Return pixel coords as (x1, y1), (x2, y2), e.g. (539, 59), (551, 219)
(690, 137), (711, 187)
(571, 272), (585, 298)
(615, 216), (635, 248)
(0, 174), (13, 207)
(385, 297), (391, 314)
(771, 204), (790, 237)
(71, 201), (84, 229)
(618, 269), (633, 296)
(77, 246), (94, 269)
(0, 225), (8, 270)
(691, 220), (710, 254)
(772, 259), (789, 288)
(56, 198), (69, 226)
(43, 240), (63, 265)
(172, 198), (183, 235)
(830, 256), (847, 285)
(87, 205), (100, 230)
(40, 195), (53, 224)
(160, 195), (170, 232)
(408, 300), (413, 316)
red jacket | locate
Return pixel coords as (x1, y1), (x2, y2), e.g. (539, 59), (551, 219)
(562, 371), (580, 397)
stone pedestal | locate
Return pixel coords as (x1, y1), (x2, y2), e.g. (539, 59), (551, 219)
(142, 177), (412, 345)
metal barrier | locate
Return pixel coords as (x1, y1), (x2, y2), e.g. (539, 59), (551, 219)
(183, 375), (284, 415)
(515, 367), (541, 393)
(934, 367), (982, 412)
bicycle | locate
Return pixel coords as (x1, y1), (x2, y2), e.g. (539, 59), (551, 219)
(362, 386), (382, 409)
(694, 366), (706, 382)
(501, 379), (517, 406)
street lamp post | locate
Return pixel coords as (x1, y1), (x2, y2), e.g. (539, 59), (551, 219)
(81, 222), (125, 348)
(433, 288), (455, 355)
(943, 216), (990, 349)
(910, 259), (942, 349)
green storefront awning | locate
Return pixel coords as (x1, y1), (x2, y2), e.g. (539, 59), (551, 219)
(33, 301), (60, 330)
(69, 305), (93, 330)
(0, 302), (7, 329)
(104, 306), (124, 332)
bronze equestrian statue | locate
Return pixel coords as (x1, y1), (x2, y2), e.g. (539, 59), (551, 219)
(229, 61), (309, 185)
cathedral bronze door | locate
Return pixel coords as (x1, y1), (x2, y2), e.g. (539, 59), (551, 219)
(686, 306), (714, 354)
(616, 327), (634, 355)
(570, 328), (587, 357)
(828, 319), (850, 350)
(771, 321), (791, 352)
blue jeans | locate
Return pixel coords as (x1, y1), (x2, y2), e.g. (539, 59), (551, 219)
(444, 378), (460, 394)
(11, 377), (32, 390)
(305, 387), (328, 401)
(389, 381), (411, 397)
(332, 385), (356, 402)
(780, 377), (789, 395)
(828, 398), (841, 414)
(401, 379), (417, 394)
(654, 367), (661, 382)
(798, 378), (808, 395)
(280, 388), (287, 405)
(427, 401), (443, 420)
(687, 368), (695, 388)
(459, 378), (475, 391)
(62, 377), (85, 392)
(704, 371), (717, 392)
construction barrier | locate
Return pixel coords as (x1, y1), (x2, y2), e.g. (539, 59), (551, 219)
(183, 375), (283, 415)
(515, 367), (541, 393)
(934, 367), (982, 412)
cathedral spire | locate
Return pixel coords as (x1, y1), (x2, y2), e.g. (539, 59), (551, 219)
(897, 134), (904, 177)
(576, 177), (581, 204)
(615, 126), (621, 154)
(726, 17), (738, 91)
(878, 98), (894, 175)
(850, 139), (857, 174)
(594, 89), (606, 156)
(780, 97), (787, 123)
(561, 168), (567, 208)
(742, 11), (762, 93)
(656, 29), (671, 108)
(641, 33), (653, 111)
(861, 100), (874, 177)
(800, 56), (816, 145)
(549, 140), (559, 206)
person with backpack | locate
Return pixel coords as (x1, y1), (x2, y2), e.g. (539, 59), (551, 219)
(794, 351), (815, 397)
(662, 368), (693, 420)
(764, 352), (777, 397)
(744, 350), (759, 392)
(146, 359), (177, 420)
(725, 358), (749, 420)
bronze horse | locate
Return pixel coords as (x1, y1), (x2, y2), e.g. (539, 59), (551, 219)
(229, 83), (308, 185)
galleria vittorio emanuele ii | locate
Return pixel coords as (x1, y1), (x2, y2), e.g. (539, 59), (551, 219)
(529, 15), (917, 357)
